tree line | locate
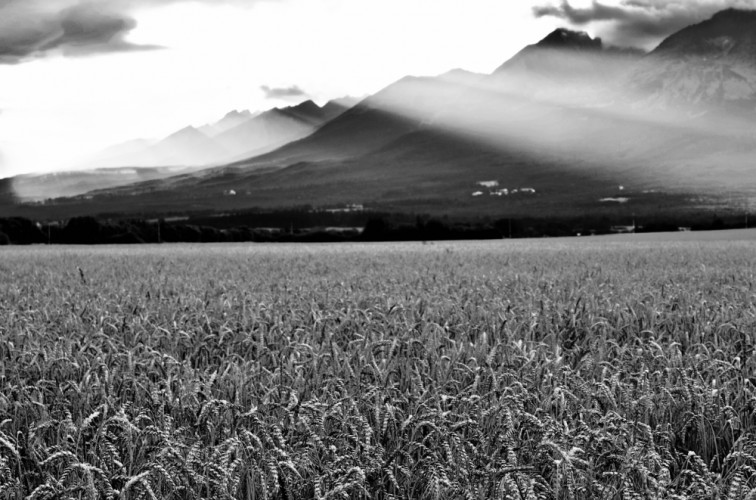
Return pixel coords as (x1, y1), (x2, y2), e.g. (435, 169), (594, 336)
(0, 212), (747, 245)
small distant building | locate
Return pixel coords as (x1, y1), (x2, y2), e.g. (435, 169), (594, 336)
(477, 180), (499, 189)
(611, 225), (636, 234)
(678, 227), (691, 232)
(324, 204), (364, 213)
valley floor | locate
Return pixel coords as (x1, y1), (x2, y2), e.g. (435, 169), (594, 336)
(594, 227), (756, 242)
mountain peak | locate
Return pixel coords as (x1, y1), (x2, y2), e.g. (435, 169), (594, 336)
(493, 27), (613, 78)
(268, 100), (321, 117)
(322, 100), (346, 112)
(223, 109), (252, 120)
(438, 68), (486, 84)
(652, 8), (756, 59)
(537, 28), (603, 50)
(630, 8), (756, 109)
(328, 96), (361, 108)
(169, 126), (205, 139)
(290, 99), (320, 113)
(711, 7), (756, 20)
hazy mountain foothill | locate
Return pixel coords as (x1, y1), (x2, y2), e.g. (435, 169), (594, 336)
(3, 9), (756, 239)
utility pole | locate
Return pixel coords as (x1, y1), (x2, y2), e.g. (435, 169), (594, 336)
(746, 198), (750, 229)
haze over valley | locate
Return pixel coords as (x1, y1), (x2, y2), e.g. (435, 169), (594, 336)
(3, 2), (756, 222)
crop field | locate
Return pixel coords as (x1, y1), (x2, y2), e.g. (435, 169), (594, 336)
(1, 240), (755, 500)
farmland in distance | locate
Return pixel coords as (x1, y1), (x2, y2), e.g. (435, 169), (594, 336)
(1, 240), (755, 499)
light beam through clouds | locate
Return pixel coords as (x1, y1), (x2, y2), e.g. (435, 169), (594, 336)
(0, 0), (549, 176)
(1, 0), (755, 177)
(343, 25), (756, 196)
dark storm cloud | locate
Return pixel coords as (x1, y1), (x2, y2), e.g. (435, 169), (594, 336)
(534, 1), (630, 24)
(0, 0), (266, 64)
(260, 85), (309, 100)
(0, 1), (161, 63)
(533, 0), (756, 47)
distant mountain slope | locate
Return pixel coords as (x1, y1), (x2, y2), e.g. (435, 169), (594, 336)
(37, 125), (631, 218)
(213, 100), (350, 161)
(653, 8), (756, 60)
(226, 74), (477, 170)
(82, 99), (354, 171)
(631, 9), (756, 108)
(495, 28), (604, 78)
(2, 98), (357, 203)
(493, 28), (643, 102)
(273, 99), (346, 125)
(148, 126), (230, 166)
(199, 110), (257, 136)
(11, 9), (756, 219)
(80, 138), (156, 170)
(6, 166), (200, 202)
(81, 127), (226, 170)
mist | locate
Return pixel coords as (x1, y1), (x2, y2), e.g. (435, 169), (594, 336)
(10, 45), (756, 205)
(6, 6), (756, 213)
(6, 99), (351, 202)
(350, 44), (756, 200)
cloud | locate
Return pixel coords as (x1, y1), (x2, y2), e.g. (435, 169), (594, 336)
(533, 0), (756, 47)
(534, 1), (630, 25)
(0, 1), (162, 63)
(260, 85), (309, 100)
(0, 0), (267, 64)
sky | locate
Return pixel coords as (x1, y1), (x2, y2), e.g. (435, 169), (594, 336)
(1, 0), (754, 177)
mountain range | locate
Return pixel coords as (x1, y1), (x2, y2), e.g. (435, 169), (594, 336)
(4, 8), (756, 219)
(7, 99), (355, 203)
(82, 98), (353, 170)
(633, 8), (756, 110)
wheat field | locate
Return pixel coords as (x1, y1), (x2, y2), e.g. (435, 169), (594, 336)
(1, 240), (755, 499)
